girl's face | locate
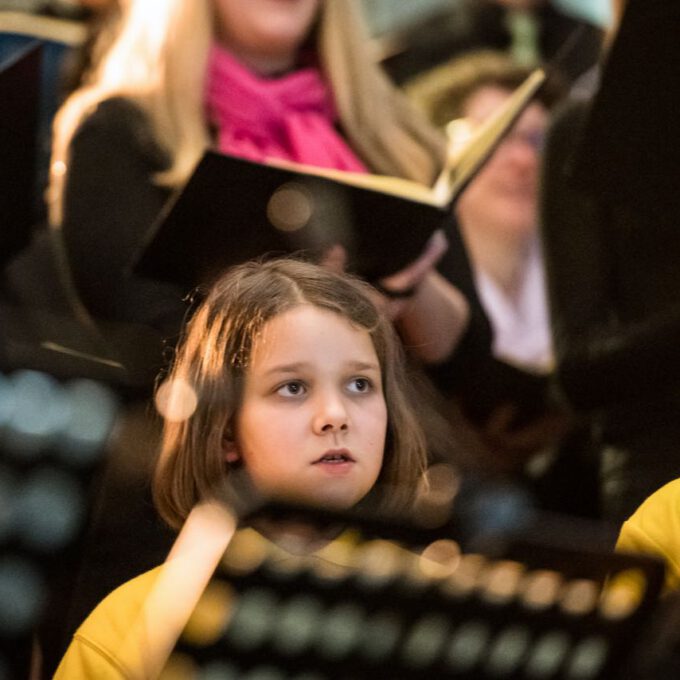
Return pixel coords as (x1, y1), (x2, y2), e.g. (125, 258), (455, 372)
(227, 304), (387, 510)
(212, 0), (322, 74)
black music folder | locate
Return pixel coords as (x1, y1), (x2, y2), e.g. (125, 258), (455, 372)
(134, 67), (546, 289)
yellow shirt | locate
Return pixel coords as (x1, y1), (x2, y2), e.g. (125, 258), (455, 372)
(616, 477), (680, 592)
(54, 522), (383, 679)
(54, 567), (163, 679)
(56, 501), (240, 679)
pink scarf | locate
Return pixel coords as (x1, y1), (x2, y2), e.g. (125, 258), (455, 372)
(205, 44), (368, 173)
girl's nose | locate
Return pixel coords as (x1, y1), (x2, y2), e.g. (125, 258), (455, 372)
(313, 392), (349, 434)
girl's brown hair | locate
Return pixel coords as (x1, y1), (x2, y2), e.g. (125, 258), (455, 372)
(153, 258), (428, 529)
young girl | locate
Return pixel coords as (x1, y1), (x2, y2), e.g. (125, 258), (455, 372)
(54, 257), (429, 678)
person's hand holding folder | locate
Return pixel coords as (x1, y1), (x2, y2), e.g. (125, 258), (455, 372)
(375, 229), (471, 364)
(318, 229), (468, 363)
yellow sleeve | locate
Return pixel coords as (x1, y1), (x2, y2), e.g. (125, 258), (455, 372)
(53, 567), (163, 680)
(616, 478), (680, 592)
(54, 634), (129, 679)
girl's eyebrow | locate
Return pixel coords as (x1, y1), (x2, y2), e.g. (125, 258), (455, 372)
(263, 360), (380, 377)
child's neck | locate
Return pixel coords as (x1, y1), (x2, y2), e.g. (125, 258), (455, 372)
(252, 516), (344, 555)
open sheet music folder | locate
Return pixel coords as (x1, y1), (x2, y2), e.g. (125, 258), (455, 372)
(134, 68), (546, 288)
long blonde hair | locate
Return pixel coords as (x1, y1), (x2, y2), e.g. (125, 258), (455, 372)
(48, 0), (445, 226)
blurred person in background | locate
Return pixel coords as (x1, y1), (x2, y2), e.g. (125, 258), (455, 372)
(539, 0), (680, 523)
(407, 50), (562, 373)
(406, 51), (600, 518)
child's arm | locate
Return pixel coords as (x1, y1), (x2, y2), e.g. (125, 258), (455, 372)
(55, 501), (238, 679)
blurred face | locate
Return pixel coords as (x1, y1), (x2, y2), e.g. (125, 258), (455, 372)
(229, 305), (387, 510)
(212, 0), (321, 73)
(456, 85), (548, 241)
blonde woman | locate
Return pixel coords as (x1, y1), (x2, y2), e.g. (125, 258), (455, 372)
(48, 0), (468, 365)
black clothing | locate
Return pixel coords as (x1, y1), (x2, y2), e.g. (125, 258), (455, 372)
(60, 97), (186, 338)
(540, 0), (680, 520)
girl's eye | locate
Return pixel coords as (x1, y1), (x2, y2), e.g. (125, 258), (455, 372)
(276, 381), (306, 397)
(348, 377), (372, 394)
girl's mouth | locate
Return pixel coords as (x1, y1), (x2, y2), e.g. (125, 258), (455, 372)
(313, 449), (355, 465)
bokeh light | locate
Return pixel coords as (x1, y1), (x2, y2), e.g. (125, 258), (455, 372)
(155, 378), (198, 423)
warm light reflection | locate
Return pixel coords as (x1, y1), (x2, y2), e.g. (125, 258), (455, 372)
(267, 182), (313, 232)
(480, 560), (525, 605)
(181, 580), (234, 647)
(560, 578), (600, 616)
(220, 528), (268, 576)
(419, 539), (461, 580)
(599, 569), (646, 620)
(414, 463), (460, 528)
(353, 539), (405, 586)
(441, 553), (487, 598)
(154, 378), (198, 423)
(51, 160), (67, 177)
(520, 569), (563, 610)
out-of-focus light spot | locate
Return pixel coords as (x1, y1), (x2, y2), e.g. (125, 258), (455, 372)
(484, 625), (531, 676)
(316, 601), (364, 660)
(560, 579), (600, 617)
(525, 631), (571, 677)
(51, 160), (67, 177)
(199, 660), (240, 680)
(520, 569), (563, 611)
(225, 587), (278, 650)
(441, 553), (487, 599)
(480, 560), (525, 605)
(446, 620), (491, 672)
(358, 609), (402, 662)
(242, 667), (286, 680)
(155, 378), (197, 422)
(264, 551), (308, 580)
(0, 557), (45, 635)
(17, 468), (83, 551)
(401, 613), (450, 668)
(354, 539), (405, 587)
(599, 569), (645, 620)
(0, 467), (16, 543)
(267, 182), (313, 232)
(271, 594), (322, 655)
(419, 539), (461, 580)
(414, 463), (459, 528)
(58, 379), (118, 464)
(4, 371), (71, 458)
(422, 463), (460, 504)
(566, 635), (609, 679)
(310, 534), (355, 583)
(221, 529), (268, 576)
(183, 580), (234, 647)
(0, 373), (15, 427)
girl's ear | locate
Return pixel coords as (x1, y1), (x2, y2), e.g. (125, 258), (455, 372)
(222, 425), (241, 465)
